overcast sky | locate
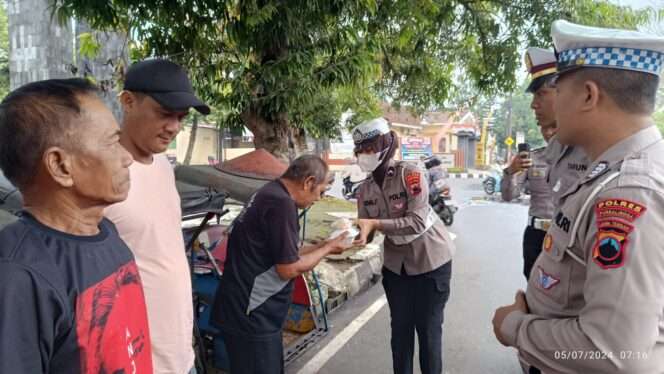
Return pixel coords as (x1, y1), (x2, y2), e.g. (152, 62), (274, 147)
(612, 0), (664, 9)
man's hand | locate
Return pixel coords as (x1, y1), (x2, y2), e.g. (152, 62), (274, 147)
(506, 152), (533, 175)
(492, 290), (529, 347)
(326, 232), (350, 254)
(353, 219), (379, 246)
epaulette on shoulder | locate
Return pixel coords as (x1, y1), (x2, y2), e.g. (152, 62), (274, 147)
(532, 146), (547, 153)
(617, 152), (655, 189)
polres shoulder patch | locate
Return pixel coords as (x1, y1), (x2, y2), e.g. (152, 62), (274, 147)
(592, 198), (645, 270)
(595, 199), (646, 222)
(593, 219), (632, 270)
(405, 171), (422, 196)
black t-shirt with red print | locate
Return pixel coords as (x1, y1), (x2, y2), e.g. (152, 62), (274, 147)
(0, 212), (153, 374)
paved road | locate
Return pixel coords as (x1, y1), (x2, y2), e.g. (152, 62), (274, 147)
(288, 179), (529, 374)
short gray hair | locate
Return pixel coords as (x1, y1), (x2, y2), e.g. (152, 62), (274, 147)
(281, 154), (329, 185)
(0, 78), (99, 189)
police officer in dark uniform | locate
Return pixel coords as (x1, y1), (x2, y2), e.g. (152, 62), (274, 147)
(352, 118), (455, 374)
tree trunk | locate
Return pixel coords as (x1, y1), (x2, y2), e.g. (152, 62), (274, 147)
(292, 127), (308, 155)
(183, 114), (198, 165)
(240, 37), (293, 162)
(241, 108), (291, 162)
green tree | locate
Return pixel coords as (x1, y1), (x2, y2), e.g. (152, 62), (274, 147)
(640, 7), (664, 136)
(654, 110), (664, 134)
(473, 0), (650, 158)
(50, 0), (648, 159)
(0, 0), (9, 99)
(491, 81), (543, 153)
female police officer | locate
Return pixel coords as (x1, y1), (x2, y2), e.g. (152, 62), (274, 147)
(352, 118), (455, 374)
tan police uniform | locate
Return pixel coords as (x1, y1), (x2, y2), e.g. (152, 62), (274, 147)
(357, 159), (454, 275)
(502, 125), (664, 374)
(501, 144), (555, 280)
(357, 157), (454, 374)
(500, 19), (664, 374)
(545, 135), (591, 204)
(501, 47), (560, 281)
(502, 146), (555, 224)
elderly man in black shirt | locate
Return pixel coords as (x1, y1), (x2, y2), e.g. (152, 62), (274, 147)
(0, 79), (154, 373)
(212, 154), (349, 374)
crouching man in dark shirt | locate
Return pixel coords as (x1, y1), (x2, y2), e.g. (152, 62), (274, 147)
(0, 79), (153, 373)
(212, 154), (350, 374)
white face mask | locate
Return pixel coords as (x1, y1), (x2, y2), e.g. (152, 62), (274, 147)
(356, 135), (393, 172)
(358, 152), (382, 172)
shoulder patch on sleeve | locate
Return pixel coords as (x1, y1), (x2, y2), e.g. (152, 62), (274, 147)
(592, 219), (632, 270)
(405, 171), (422, 196)
(595, 199), (646, 222)
(592, 198), (646, 270)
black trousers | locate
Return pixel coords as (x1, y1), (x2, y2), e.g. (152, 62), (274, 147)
(522, 226), (545, 374)
(523, 226), (546, 280)
(382, 262), (452, 374)
(222, 329), (284, 374)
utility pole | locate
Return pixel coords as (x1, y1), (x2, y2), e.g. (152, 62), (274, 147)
(506, 93), (513, 161)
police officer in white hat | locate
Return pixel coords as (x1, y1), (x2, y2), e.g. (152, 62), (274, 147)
(502, 47), (560, 280)
(493, 20), (664, 373)
(503, 47), (592, 282)
(352, 118), (455, 374)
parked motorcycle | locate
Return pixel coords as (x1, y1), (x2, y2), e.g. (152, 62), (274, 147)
(430, 186), (456, 226)
(483, 166), (503, 195)
(424, 156), (457, 226)
(342, 175), (362, 200)
(483, 176), (497, 195)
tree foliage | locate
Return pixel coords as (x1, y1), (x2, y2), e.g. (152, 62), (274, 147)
(461, 0), (651, 157)
(50, 0), (650, 158)
(0, 0), (9, 100)
(490, 80), (543, 153)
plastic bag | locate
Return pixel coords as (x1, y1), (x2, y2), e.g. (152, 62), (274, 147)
(328, 218), (359, 247)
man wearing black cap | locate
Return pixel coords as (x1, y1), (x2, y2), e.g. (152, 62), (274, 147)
(105, 59), (210, 374)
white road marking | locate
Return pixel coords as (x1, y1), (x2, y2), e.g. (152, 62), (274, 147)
(296, 295), (388, 374)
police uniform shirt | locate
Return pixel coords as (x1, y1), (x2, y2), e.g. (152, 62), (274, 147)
(357, 160), (454, 275)
(501, 147), (555, 219)
(545, 135), (591, 204)
(501, 126), (664, 373)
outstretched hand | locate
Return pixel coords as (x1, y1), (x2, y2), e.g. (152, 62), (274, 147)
(353, 219), (378, 246)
